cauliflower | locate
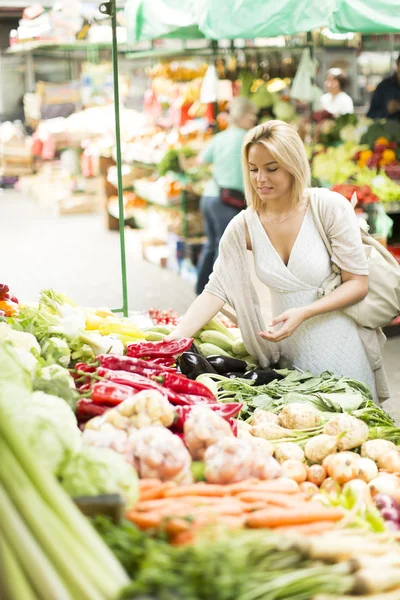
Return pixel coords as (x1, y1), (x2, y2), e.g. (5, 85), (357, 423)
(278, 403), (322, 430)
(251, 409), (279, 426)
(129, 426), (192, 484)
(82, 424), (132, 462)
(85, 389), (175, 432)
(304, 434), (338, 464)
(323, 414), (369, 450)
(274, 442), (305, 464)
(184, 406), (233, 460)
(204, 438), (281, 484)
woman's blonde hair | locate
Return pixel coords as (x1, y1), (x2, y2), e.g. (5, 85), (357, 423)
(242, 120), (311, 211)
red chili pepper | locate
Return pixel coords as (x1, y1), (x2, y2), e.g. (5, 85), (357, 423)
(173, 402), (243, 431)
(90, 381), (133, 406)
(153, 371), (215, 400)
(75, 399), (108, 423)
(227, 417), (238, 436)
(178, 394), (216, 405)
(147, 357), (177, 368)
(126, 338), (193, 359)
(98, 354), (175, 375)
(97, 367), (164, 392)
(167, 390), (195, 406)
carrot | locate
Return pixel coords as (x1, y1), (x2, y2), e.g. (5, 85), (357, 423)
(139, 481), (176, 501)
(136, 497), (190, 512)
(225, 479), (260, 494)
(164, 484), (230, 498)
(237, 491), (308, 508)
(126, 510), (161, 529)
(249, 479), (300, 493)
(163, 517), (192, 536)
(273, 521), (337, 535)
(139, 478), (162, 490)
(246, 506), (345, 529)
(171, 531), (196, 546)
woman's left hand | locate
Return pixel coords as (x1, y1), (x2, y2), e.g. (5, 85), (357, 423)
(258, 308), (308, 343)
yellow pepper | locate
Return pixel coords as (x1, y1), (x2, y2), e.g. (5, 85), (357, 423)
(95, 307), (114, 318)
(85, 314), (106, 330)
(98, 322), (146, 338)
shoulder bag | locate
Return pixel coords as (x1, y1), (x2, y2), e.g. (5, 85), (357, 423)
(310, 191), (400, 330)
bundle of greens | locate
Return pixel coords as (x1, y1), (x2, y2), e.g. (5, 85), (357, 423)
(94, 517), (354, 600)
(215, 370), (400, 444)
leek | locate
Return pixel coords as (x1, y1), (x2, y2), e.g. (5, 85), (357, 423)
(0, 483), (70, 600)
(0, 535), (37, 600)
(0, 403), (128, 586)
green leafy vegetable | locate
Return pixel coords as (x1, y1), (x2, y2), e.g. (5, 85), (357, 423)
(59, 447), (139, 509)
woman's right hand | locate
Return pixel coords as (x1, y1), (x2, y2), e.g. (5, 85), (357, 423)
(166, 292), (225, 340)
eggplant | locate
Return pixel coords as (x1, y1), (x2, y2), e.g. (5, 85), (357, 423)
(177, 352), (217, 380)
(207, 355), (248, 375)
(225, 372), (248, 379)
(243, 369), (284, 386)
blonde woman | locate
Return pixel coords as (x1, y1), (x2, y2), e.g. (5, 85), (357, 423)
(171, 121), (388, 401)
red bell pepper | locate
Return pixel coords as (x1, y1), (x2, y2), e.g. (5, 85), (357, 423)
(76, 399), (108, 423)
(90, 381), (133, 406)
(126, 338), (193, 359)
(152, 371), (215, 400)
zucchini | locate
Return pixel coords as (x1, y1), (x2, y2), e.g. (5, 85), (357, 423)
(199, 330), (233, 352)
(232, 339), (247, 356)
(199, 343), (232, 358)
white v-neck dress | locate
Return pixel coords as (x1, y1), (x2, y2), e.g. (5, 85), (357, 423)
(245, 206), (376, 396)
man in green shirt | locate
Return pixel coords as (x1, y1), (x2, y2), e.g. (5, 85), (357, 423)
(196, 97), (257, 294)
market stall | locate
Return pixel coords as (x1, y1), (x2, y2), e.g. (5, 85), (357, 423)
(2, 283), (400, 599)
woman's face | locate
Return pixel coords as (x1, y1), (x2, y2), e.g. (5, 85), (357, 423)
(248, 143), (293, 204)
(325, 74), (340, 94)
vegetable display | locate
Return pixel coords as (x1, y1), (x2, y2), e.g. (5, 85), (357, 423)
(4, 283), (400, 600)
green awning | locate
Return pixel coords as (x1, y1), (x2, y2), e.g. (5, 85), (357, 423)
(331, 0), (400, 34)
(200, 0), (336, 39)
(125, 0), (400, 43)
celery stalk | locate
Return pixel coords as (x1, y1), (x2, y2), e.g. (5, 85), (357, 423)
(0, 441), (110, 600)
(0, 404), (128, 586)
(0, 484), (71, 600)
(0, 535), (38, 600)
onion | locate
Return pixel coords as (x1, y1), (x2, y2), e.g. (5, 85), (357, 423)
(328, 454), (359, 485)
(299, 481), (319, 496)
(377, 450), (400, 474)
(357, 458), (379, 483)
(281, 459), (307, 484)
(374, 493), (399, 511)
(385, 520), (400, 532)
(307, 465), (327, 487)
(380, 507), (400, 523)
(342, 479), (372, 505)
(369, 474), (400, 497)
(320, 477), (341, 496)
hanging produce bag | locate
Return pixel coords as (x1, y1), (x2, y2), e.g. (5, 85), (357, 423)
(290, 48), (315, 103)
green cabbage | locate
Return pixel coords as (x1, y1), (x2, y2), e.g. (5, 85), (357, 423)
(11, 392), (81, 475)
(60, 447), (139, 509)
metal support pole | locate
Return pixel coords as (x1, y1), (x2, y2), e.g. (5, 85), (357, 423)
(99, 0), (129, 316)
(307, 31), (316, 176)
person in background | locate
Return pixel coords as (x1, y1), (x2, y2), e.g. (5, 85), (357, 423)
(195, 97), (257, 295)
(320, 69), (354, 117)
(367, 54), (400, 120)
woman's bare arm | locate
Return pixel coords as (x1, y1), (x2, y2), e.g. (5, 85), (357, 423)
(168, 292), (225, 340)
